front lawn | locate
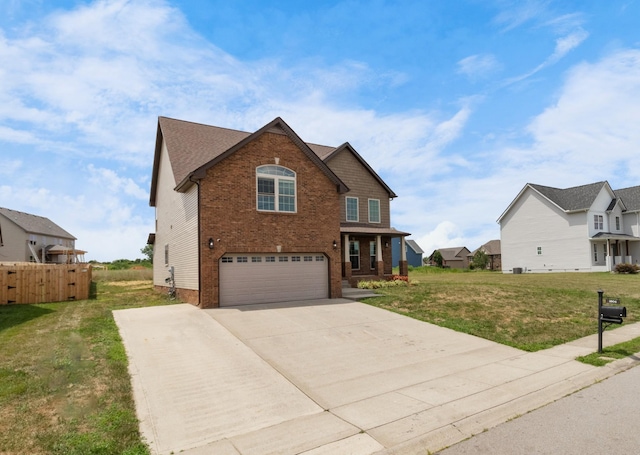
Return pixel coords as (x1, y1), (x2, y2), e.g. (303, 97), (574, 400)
(0, 274), (169, 455)
(2, 268), (639, 453)
(365, 268), (640, 351)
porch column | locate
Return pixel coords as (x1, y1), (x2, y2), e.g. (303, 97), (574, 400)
(399, 236), (408, 276)
(606, 239), (612, 271)
(343, 233), (352, 283)
(376, 235), (384, 278)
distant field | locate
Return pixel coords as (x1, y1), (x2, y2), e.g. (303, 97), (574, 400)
(366, 267), (640, 351)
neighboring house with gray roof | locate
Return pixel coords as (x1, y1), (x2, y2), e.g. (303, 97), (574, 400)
(0, 207), (85, 263)
(497, 182), (640, 273)
(392, 238), (424, 267)
(427, 246), (471, 269)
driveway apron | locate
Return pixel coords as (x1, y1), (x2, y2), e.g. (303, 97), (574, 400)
(114, 300), (639, 455)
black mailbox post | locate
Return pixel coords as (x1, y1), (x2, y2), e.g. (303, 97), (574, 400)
(598, 290), (627, 353)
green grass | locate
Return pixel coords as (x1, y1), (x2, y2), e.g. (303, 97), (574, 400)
(365, 267), (640, 351)
(2, 268), (639, 453)
(0, 273), (172, 455)
(577, 337), (640, 366)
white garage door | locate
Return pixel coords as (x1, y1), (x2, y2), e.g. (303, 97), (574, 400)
(219, 253), (329, 306)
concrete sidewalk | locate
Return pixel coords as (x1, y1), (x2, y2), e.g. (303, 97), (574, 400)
(113, 300), (640, 455)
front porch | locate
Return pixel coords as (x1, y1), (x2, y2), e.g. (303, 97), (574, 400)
(340, 226), (410, 287)
(591, 233), (640, 272)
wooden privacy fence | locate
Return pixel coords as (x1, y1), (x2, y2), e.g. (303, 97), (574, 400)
(0, 263), (92, 305)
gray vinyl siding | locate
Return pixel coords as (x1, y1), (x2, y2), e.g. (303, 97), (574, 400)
(153, 140), (200, 290)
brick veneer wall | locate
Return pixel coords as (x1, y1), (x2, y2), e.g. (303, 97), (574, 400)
(198, 130), (342, 308)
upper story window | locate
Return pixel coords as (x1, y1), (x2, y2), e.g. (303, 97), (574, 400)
(346, 197), (359, 222)
(616, 216), (620, 231)
(594, 215), (603, 230)
(256, 165), (296, 213)
(368, 199), (381, 223)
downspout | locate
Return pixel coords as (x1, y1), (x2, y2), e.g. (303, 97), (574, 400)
(190, 174), (202, 307)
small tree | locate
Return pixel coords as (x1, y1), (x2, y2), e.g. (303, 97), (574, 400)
(471, 250), (489, 270)
(141, 244), (154, 261)
(432, 250), (443, 268)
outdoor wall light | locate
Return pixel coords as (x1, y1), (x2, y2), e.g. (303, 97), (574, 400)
(333, 240), (338, 249)
(208, 238), (214, 249)
(385, 242), (389, 248)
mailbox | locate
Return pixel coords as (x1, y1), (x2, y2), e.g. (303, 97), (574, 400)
(600, 305), (627, 324)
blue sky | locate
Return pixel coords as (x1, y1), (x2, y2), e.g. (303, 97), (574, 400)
(1, 0), (640, 261)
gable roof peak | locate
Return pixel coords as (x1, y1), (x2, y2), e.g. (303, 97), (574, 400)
(150, 116), (349, 206)
(0, 207), (75, 239)
(527, 181), (611, 212)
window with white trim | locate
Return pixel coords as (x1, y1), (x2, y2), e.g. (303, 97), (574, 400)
(594, 215), (603, 230)
(616, 216), (620, 231)
(368, 199), (380, 223)
(257, 165), (296, 212)
(346, 197), (359, 222)
(593, 244), (598, 262)
(537, 246), (542, 255)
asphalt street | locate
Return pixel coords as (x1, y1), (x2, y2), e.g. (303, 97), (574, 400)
(437, 363), (640, 454)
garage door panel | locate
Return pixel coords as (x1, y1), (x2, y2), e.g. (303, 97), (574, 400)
(220, 254), (329, 306)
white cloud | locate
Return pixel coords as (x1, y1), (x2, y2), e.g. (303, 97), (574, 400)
(493, 0), (549, 32)
(518, 48), (640, 184)
(549, 29), (589, 62)
(457, 54), (501, 80)
(1, 1), (638, 263)
(390, 48), (640, 254)
(414, 222), (466, 256)
(87, 165), (148, 200)
(504, 29), (588, 85)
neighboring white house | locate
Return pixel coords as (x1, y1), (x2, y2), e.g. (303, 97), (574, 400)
(497, 181), (640, 273)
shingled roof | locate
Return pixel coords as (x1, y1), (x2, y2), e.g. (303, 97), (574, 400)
(499, 181), (640, 223)
(615, 186), (640, 212)
(150, 116), (397, 205)
(529, 182), (610, 211)
(0, 207), (75, 240)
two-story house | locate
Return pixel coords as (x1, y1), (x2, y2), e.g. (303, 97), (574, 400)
(498, 182), (640, 272)
(148, 116), (409, 308)
(0, 207), (85, 263)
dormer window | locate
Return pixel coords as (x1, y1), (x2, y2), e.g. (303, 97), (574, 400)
(256, 165), (296, 213)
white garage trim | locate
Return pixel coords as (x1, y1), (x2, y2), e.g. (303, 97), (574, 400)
(219, 253), (329, 306)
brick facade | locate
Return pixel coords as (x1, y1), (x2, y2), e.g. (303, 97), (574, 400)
(198, 131), (342, 308)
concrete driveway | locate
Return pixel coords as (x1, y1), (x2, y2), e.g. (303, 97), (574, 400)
(113, 299), (640, 455)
